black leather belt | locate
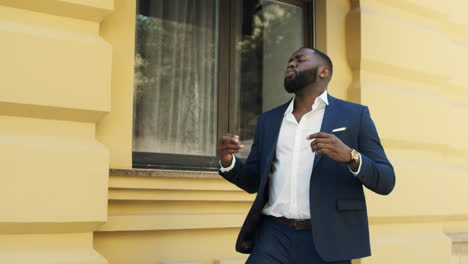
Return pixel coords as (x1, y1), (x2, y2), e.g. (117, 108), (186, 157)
(268, 215), (312, 230)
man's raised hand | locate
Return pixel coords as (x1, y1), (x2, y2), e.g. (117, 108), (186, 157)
(217, 134), (244, 167)
(307, 132), (352, 163)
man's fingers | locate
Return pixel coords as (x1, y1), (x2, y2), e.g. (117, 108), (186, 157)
(223, 148), (243, 154)
(220, 135), (240, 144)
(225, 133), (240, 139)
(221, 144), (245, 151)
(311, 143), (332, 153)
(316, 148), (333, 156)
(306, 132), (331, 140)
(310, 138), (331, 148)
(222, 139), (240, 145)
(217, 134), (242, 159)
(220, 135), (239, 142)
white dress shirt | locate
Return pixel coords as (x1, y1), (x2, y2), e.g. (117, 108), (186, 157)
(220, 91), (362, 219)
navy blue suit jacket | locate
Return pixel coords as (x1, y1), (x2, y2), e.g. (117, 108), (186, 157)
(219, 94), (395, 262)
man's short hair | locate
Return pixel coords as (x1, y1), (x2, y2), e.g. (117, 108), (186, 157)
(301, 47), (333, 78)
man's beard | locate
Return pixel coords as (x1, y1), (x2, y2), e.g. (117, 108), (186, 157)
(283, 67), (317, 94)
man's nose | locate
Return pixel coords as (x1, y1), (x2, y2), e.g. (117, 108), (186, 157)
(287, 60), (296, 69)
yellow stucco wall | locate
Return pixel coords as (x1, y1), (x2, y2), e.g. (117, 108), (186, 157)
(350, 0), (468, 263)
(0, 0), (112, 263)
(97, 0), (134, 169)
(95, 171), (253, 264)
(2, 0), (468, 263)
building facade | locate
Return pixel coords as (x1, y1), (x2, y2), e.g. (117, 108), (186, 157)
(1, 0), (468, 263)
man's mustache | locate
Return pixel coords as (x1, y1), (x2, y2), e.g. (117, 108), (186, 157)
(286, 68), (298, 75)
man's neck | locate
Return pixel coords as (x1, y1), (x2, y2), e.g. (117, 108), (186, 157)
(291, 85), (326, 123)
(293, 86), (327, 114)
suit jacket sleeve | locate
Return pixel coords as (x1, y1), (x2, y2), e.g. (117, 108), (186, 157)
(355, 106), (396, 195)
(218, 116), (263, 194)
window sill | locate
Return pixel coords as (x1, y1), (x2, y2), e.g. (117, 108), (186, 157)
(109, 168), (220, 179)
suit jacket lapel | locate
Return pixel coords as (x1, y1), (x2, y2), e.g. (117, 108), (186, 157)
(261, 95), (339, 173)
(313, 94), (339, 169)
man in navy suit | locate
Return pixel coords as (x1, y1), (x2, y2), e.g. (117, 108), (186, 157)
(217, 48), (395, 264)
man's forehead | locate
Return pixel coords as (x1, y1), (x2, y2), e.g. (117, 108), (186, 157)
(291, 48), (315, 58)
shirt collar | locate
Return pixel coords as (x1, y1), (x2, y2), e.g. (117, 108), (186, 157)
(284, 90), (329, 117)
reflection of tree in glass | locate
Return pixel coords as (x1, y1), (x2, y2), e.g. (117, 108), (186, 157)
(236, 2), (294, 144)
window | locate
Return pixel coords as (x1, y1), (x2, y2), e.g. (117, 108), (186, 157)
(133, 0), (314, 170)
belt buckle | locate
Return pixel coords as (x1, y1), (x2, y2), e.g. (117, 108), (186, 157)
(293, 220), (303, 229)
(293, 219), (308, 229)
(293, 220), (298, 229)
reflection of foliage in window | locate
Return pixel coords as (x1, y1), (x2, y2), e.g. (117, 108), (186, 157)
(237, 3), (293, 52)
(134, 15), (159, 109)
(236, 2), (295, 141)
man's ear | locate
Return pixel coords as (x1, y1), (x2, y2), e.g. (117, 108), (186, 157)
(319, 66), (330, 78)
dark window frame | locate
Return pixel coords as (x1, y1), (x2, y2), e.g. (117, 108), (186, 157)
(133, 0), (316, 171)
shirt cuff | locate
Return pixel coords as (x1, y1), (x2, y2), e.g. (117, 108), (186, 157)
(348, 153), (362, 176)
(219, 155), (236, 172)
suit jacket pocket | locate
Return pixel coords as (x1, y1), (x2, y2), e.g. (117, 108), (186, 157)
(336, 199), (366, 211)
(333, 130), (351, 141)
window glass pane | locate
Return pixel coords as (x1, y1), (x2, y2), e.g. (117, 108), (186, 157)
(133, 0), (219, 156)
(233, 0), (304, 157)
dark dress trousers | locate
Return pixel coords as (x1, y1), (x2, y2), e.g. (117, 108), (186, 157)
(219, 94), (395, 262)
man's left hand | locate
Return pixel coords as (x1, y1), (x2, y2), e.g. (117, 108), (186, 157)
(307, 132), (352, 163)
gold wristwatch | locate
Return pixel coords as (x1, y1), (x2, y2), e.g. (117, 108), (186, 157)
(348, 149), (360, 164)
